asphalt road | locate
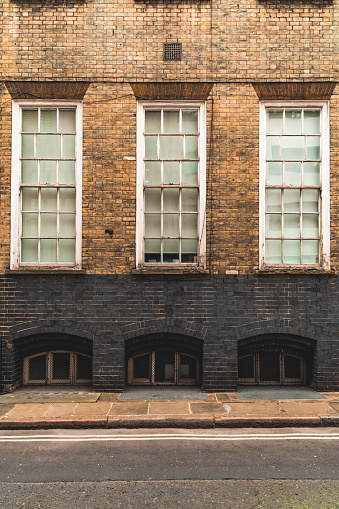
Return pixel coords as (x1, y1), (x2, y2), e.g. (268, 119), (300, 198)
(0, 428), (338, 508)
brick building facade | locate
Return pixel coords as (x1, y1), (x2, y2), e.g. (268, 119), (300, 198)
(0, 0), (338, 392)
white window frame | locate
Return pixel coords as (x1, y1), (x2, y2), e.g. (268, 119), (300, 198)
(259, 101), (330, 270)
(136, 101), (206, 268)
(11, 100), (82, 269)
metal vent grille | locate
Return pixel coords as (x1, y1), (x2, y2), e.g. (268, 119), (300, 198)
(163, 43), (182, 62)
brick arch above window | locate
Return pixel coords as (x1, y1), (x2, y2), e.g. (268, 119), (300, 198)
(252, 82), (336, 101)
(130, 82), (213, 101)
(5, 81), (90, 100)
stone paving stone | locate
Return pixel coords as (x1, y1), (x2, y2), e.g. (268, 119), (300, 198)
(98, 393), (121, 402)
(221, 401), (283, 417)
(0, 405), (15, 417)
(109, 402), (149, 415)
(72, 402), (112, 418)
(149, 401), (190, 415)
(329, 402), (339, 412)
(190, 402), (226, 414)
(3, 403), (53, 419)
(43, 403), (78, 419)
(279, 401), (339, 417)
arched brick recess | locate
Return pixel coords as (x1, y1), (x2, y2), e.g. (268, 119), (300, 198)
(121, 318), (208, 343)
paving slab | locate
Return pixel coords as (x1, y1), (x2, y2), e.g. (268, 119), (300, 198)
(120, 387), (208, 400)
(149, 401), (190, 415)
(109, 402), (149, 415)
(0, 404), (15, 417)
(329, 401), (339, 412)
(43, 403), (78, 419)
(190, 402), (227, 414)
(279, 401), (339, 417)
(0, 387), (99, 404)
(3, 403), (53, 420)
(218, 401), (283, 418)
(72, 402), (113, 419)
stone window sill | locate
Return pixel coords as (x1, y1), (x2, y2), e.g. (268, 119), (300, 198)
(6, 269), (86, 275)
(132, 267), (209, 275)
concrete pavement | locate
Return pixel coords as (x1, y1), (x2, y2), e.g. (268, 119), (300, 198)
(0, 387), (338, 429)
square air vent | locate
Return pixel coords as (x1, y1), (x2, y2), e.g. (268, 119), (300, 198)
(163, 43), (182, 62)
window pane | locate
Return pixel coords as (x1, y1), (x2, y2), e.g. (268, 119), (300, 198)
(284, 214), (300, 238)
(285, 162), (302, 186)
(283, 240), (300, 264)
(163, 239), (180, 264)
(60, 188), (76, 212)
(145, 214), (161, 237)
(163, 189), (179, 212)
(302, 214), (319, 238)
(181, 214), (197, 237)
(40, 160), (57, 185)
(145, 111), (161, 134)
(22, 213), (38, 237)
(133, 354), (150, 379)
(59, 160), (75, 185)
(302, 240), (319, 264)
(238, 355), (254, 379)
(285, 110), (302, 134)
(59, 239), (76, 263)
(40, 239), (57, 262)
(182, 188), (198, 212)
(21, 134), (34, 158)
(59, 214), (75, 236)
(281, 136), (305, 160)
(302, 189), (318, 212)
(284, 189), (300, 212)
(145, 161), (161, 185)
(266, 110), (283, 135)
(266, 162), (282, 185)
(265, 214), (281, 238)
(63, 135), (75, 159)
(36, 134), (61, 159)
(185, 136), (198, 159)
(145, 136), (157, 159)
(144, 239), (161, 263)
(145, 189), (161, 212)
(181, 239), (198, 264)
(41, 213), (57, 237)
(259, 352), (280, 382)
(163, 110), (179, 134)
(304, 110), (320, 135)
(266, 189), (281, 212)
(284, 355), (301, 379)
(22, 188), (38, 211)
(182, 161), (198, 185)
(28, 354), (46, 381)
(160, 136), (183, 159)
(21, 239), (38, 263)
(265, 239), (282, 264)
(163, 161), (180, 185)
(154, 351), (175, 382)
(41, 188), (57, 211)
(266, 136), (280, 159)
(59, 110), (76, 133)
(52, 352), (70, 380)
(180, 354), (197, 379)
(304, 162), (320, 186)
(40, 110), (57, 133)
(306, 136), (320, 160)
(163, 214), (179, 237)
(21, 160), (38, 184)
(182, 110), (198, 134)
(22, 110), (38, 132)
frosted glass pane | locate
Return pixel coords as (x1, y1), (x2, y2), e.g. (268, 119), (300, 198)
(163, 239), (180, 264)
(284, 189), (300, 212)
(302, 240), (319, 264)
(60, 189), (76, 212)
(265, 214), (281, 238)
(59, 110), (76, 133)
(281, 136), (305, 160)
(144, 239), (161, 263)
(182, 239), (198, 254)
(40, 160), (56, 185)
(266, 189), (281, 212)
(145, 214), (161, 237)
(182, 214), (197, 237)
(59, 214), (75, 236)
(163, 162), (180, 185)
(40, 239), (57, 263)
(302, 190), (318, 212)
(36, 134), (61, 158)
(145, 161), (161, 185)
(185, 136), (198, 159)
(302, 214), (319, 238)
(285, 111), (302, 134)
(41, 213), (57, 237)
(145, 111), (161, 134)
(22, 110), (38, 132)
(304, 162), (320, 186)
(63, 135), (75, 159)
(265, 239), (282, 264)
(266, 110), (283, 135)
(21, 239), (38, 263)
(163, 214), (179, 237)
(41, 188), (57, 211)
(41, 110), (57, 133)
(283, 240), (300, 264)
(22, 213), (38, 237)
(285, 162), (301, 186)
(266, 162), (282, 185)
(304, 111), (320, 135)
(266, 136), (280, 159)
(182, 110), (198, 134)
(182, 162), (198, 185)
(163, 189), (179, 212)
(22, 160), (38, 184)
(306, 136), (320, 160)
(22, 188), (38, 211)
(59, 239), (75, 263)
(160, 136), (183, 160)
(145, 189), (161, 212)
(21, 134), (34, 158)
(163, 111), (179, 134)
(59, 160), (75, 185)
(284, 214), (300, 238)
(145, 136), (157, 159)
(182, 188), (198, 212)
